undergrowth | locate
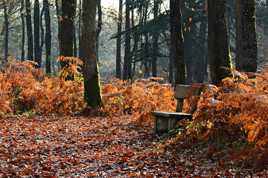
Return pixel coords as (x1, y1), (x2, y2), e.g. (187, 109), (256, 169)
(0, 59), (175, 120)
(1, 59), (268, 169)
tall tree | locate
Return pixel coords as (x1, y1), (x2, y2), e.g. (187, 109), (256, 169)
(96, 0), (102, 61)
(208, 0), (232, 84)
(123, 0), (132, 80)
(60, 0), (76, 58)
(116, 0), (123, 79)
(152, 0), (159, 77)
(20, 0), (25, 61)
(78, 0), (82, 57)
(143, 0), (150, 78)
(25, 0), (33, 60)
(55, 0), (61, 53)
(236, 0), (258, 72)
(80, 0), (102, 108)
(170, 0), (185, 111)
(3, 1), (9, 62)
(43, 0), (51, 74)
(170, 0), (185, 85)
(34, 0), (41, 66)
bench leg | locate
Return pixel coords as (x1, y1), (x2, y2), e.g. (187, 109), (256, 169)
(176, 98), (184, 112)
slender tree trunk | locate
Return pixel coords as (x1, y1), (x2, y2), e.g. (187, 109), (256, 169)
(73, 24), (77, 57)
(44, 0), (51, 74)
(20, 0), (25, 61)
(55, 0), (61, 55)
(152, 0), (159, 77)
(143, 1), (150, 78)
(34, 0), (41, 66)
(116, 0), (123, 79)
(123, 0), (132, 80)
(208, 0), (232, 84)
(3, 1), (9, 62)
(170, 0), (185, 85)
(40, 8), (45, 50)
(196, 16), (207, 83)
(236, 0), (257, 72)
(80, 0), (102, 108)
(78, 0), (82, 57)
(96, 0), (102, 61)
(25, 0), (33, 60)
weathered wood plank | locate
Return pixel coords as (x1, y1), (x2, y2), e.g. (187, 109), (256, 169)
(175, 84), (202, 99)
(152, 111), (192, 118)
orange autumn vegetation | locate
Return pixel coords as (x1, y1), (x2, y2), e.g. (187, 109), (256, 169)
(0, 60), (175, 121)
(188, 69), (268, 148)
(1, 59), (268, 149)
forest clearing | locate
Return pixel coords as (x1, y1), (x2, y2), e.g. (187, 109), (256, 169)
(1, 0), (268, 177)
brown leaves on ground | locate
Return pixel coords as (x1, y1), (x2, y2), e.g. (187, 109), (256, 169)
(1, 116), (268, 177)
(1, 60), (268, 176)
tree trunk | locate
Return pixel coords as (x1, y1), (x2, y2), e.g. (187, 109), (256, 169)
(43, 0), (51, 74)
(60, 0), (76, 58)
(34, 0), (41, 66)
(208, 0), (232, 84)
(236, 0), (257, 72)
(3, 1), (9, 63)
(20, 0), (25, 61)
(152, 0), (159, 77)
(116, 0), (123, 79)
(170, 0), (185, 85)
(96, 0), (102, 61)
(143, 1), (150, 78)
(78, 0), (82, 57)
(123, 0), (132, 80)
(80, 0), (102, 108)
(55, 0), (61, 55)
(25, 0), (33, 60)
(196, 16), (208, 83)
(73, 24), (77, 57)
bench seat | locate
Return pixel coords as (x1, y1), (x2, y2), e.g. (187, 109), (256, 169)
(152, 111), (192, 119)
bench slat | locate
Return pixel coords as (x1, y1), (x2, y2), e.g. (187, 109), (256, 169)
(175, 84), (202, 99)
(152, 111), (192, 119)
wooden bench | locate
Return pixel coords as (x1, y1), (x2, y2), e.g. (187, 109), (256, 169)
(152, 84), (202, 135)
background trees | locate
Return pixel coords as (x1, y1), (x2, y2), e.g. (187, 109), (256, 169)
(0, 0), (266, 84)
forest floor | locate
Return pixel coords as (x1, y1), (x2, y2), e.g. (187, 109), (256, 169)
(0, 115), (267, 177)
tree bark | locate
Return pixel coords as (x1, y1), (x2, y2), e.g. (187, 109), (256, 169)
(196, 16), (207, 83)
(208, 0), (232, 84)
(78, 0), (82, 57)
(170, 0), (185, 85)
(96, 0), (102, 61)
(25, 0), (33, 60)
(60, 0), (76, 58)
(152, 0), (159, 77)
(116, 0), (123, 79)
(123, 0), (132, 80)
(43, 0), (51, 74)
(20, 0), (25, 61)
(80, 0), (102, 108)
(3, 1), (9, 63)
(34, 0), (41, 66)
(55, 0), (61, 55)
(236, 0), (257, 72)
